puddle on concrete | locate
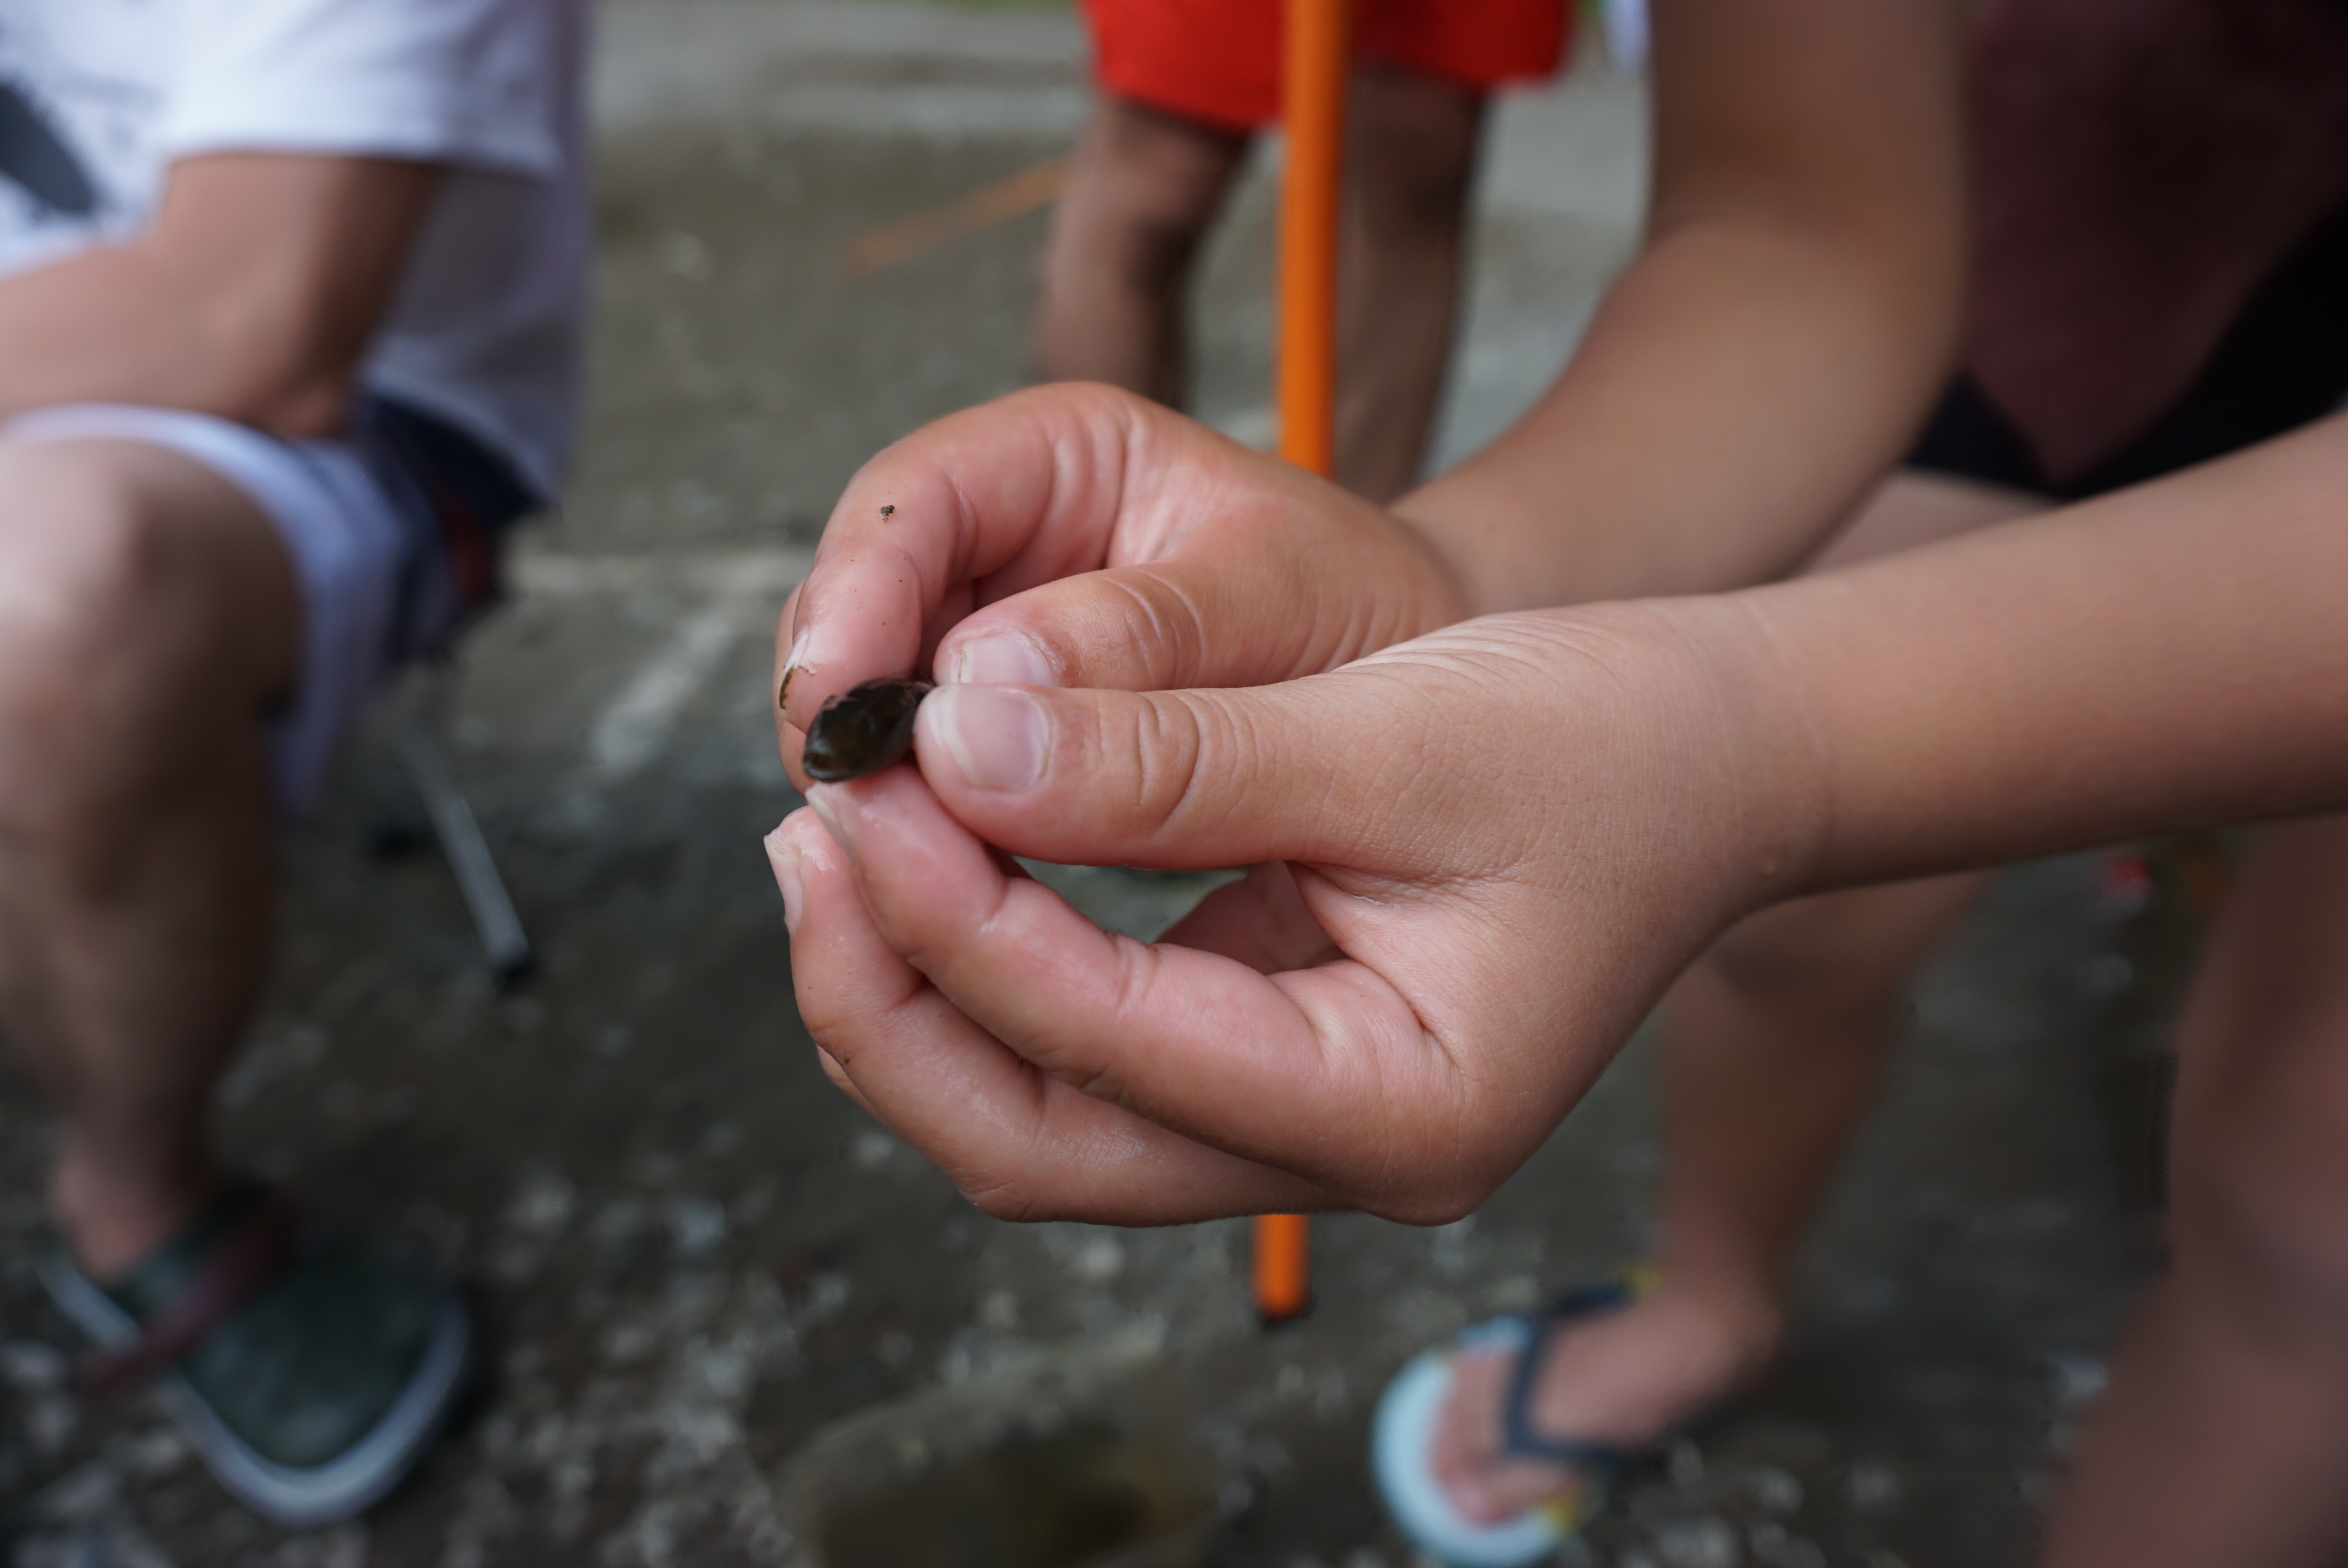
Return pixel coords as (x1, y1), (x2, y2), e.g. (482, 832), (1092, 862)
(817, 1417), (1190, 1568)
(787, 1329), (1219, 1568)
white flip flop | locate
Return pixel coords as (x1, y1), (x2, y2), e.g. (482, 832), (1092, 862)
(1373, 1275), (1657, 1567)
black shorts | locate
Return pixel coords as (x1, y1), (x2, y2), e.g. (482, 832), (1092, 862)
(1909, 200), (2348, 502)
(356, 394), (540, 660)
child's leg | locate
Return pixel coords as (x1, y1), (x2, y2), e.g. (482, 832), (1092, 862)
(1335, 63), (1487, 502)
(1623, 471), (2048, 1356)
(1662, 872), (1994, 1311)
(0, 438), (297, 1278)
(1435, 471), (2042, 1523)
(2046, 814), (2348, 1568)
(1035, 97), (1253, 408)
(1433, 873), (1989, 1521)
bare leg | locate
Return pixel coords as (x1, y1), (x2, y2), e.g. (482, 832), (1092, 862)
(0, 439), (298, 1280)
(1334, 64), (1485, 502)
(1435, 873), (1990, 1518)
(2045, 815), (2348, 1568)
(1035, 96), (1252, 406)
(1436, 471), (2045, 1521)
(1039, 73), (1477, 499)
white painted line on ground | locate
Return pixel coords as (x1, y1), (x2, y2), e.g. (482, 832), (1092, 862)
(595, 1), (1085, 138)
(749, 85), (1088, 140)
(585, 605), (753, 781)
(512, 546), (816, 599)
(532, 548), (817, 783)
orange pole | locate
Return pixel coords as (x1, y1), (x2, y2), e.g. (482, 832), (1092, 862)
(1255, 0), (1350, 1328)
(1254, 1211), (1313, 1323)
(1276, 0), (1350, 481)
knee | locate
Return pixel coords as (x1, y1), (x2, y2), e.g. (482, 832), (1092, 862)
(1062, 104), (1244, 288)
(0, 443), (179, 672)
(1090, 207), (1202, 298)
(1698, 899), (1914, 1022)
(0, 447), (195, 805)
(1350, 68), (1484, 230)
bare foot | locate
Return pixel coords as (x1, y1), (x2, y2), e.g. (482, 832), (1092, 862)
(1429, 1285), (1782, 1524)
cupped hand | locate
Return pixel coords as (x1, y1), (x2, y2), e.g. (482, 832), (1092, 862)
(766, 603), (1824, 1226)
(771, 383), (1469, 788)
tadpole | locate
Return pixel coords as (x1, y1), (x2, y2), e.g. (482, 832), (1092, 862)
(801, 678), (933, 782)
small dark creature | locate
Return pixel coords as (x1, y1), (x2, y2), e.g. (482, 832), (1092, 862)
(879, 504), (895, 517)
(801, 678), (932, 781)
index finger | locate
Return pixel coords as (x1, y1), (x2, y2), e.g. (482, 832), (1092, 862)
(775, 807), (1327, 1223)
(779, 383), (1157, 733)
(805, 766), (1511, 1224)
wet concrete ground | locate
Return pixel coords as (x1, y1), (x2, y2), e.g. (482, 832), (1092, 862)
(2, 4), (2191, 1564)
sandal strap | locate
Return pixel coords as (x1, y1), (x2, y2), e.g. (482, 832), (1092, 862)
(73, 1192), (298, 1404)
(1499, 1279), (1642, 1472)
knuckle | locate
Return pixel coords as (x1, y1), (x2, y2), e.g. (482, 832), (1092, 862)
(961, 1174), (1057, 1224)
(791, 985), (851, 1048)
(1346, 1073), (1510, 1226)
(1052, 378), (1158, 434)
(961, 1180), (1029, 1221)
(790, 962), (924, 1073)
(791, 987), (864, 1065)
(1368, 1174), (1494, 1229)
(1098, 572), (1207, 688)
(1113, 693), (1207, 842)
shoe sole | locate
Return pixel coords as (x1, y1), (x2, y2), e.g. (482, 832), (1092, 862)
(42, 1255), (473, 1529)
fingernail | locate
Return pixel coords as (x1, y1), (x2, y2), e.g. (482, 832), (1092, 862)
(805, 785), (856, 860)
(929, 684), (1046, 792)
(778, 629), (811, 709)
(764, 827), (804, 930)
(948, 633), (1054, 688)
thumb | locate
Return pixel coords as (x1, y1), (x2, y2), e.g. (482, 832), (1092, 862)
(908, 668), (1419, 871)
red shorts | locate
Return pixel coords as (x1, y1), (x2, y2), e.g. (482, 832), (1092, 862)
(1084, 0), (1573, 132)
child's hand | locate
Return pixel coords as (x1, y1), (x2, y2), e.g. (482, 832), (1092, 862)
(773, 384), (1469, 789)
(765, 602), (1821, 1225)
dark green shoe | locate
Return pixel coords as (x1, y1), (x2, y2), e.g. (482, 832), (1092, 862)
(43, 1185), (472, 1526)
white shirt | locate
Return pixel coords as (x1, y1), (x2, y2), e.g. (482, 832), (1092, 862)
(0, 0), (588, 498)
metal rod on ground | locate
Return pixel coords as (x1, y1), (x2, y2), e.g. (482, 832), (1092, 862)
(399, 723), (533, 985)
(1254, 0), (1351, 1328)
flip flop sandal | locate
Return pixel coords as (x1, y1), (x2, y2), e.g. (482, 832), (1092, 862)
(1373, 1270), (1660, 1568)
(42, 1183), (473, 1528)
